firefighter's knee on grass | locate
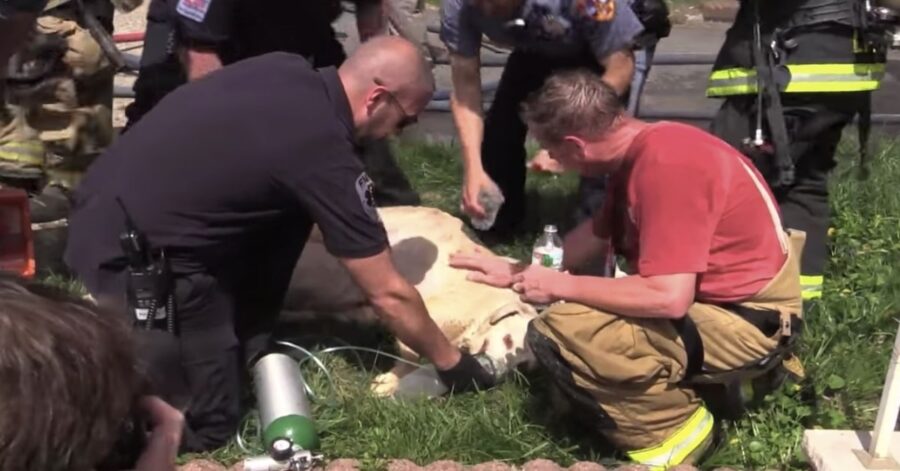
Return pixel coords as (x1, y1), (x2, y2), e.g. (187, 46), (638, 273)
(523, 230), (805, 469)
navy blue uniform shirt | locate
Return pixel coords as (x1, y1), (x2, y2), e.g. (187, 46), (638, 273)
(441, 0), (643, 60)
(65, 53), (388, 293)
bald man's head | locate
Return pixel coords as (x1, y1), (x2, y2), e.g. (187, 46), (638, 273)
(338, 36), (435, 140)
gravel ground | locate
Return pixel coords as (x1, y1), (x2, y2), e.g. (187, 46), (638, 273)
(111, 2), (148, 128)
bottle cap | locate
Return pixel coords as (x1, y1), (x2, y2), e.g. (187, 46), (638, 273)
(543, 224), (557, 233)
(271, 438), (293, 460)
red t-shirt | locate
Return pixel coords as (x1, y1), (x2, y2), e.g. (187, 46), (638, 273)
(596, 122), (787, 303)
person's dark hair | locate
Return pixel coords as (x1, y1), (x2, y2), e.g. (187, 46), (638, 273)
(0, 275), (141, 471)
(520, 69), (624, 146)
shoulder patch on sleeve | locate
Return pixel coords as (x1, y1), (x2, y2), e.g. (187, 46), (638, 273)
(176, 0), (211, 22)
(355, 172), (381, 223)
(577, 0), (616, 21)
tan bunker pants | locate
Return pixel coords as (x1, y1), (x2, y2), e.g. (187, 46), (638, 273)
(0, 4), (114, 189)
(527, 230), (805, 469)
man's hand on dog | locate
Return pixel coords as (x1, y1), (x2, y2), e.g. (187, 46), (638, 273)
(450, 250), (566, 304)
(449, 249), (525, 288)
(511, 265), (567, 304)
(437, 351), (497, 393)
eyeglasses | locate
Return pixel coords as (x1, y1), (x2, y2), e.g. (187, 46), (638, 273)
(374, 78), (418, 130)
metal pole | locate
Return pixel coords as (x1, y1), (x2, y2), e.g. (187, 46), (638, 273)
(856, 323), (900, 467)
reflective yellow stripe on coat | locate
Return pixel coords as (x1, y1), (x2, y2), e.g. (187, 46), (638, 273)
(625, 405), (714, 470)
(0, 140), (45, 167)
(706, 63), (885, 97)
(801, 275), (824, 300)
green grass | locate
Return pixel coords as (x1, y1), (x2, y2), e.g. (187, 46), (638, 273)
(36, 132), (899, 469)
(179, 132), (900, 470)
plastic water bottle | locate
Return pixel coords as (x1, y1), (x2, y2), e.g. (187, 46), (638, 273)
(393, 365), (449, 399)
(393, 355), (499, 399)
(469, 181), (505, 231)
(532, 224), (564, 271)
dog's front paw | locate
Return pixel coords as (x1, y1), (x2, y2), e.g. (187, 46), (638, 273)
(370, 372), (401, 397)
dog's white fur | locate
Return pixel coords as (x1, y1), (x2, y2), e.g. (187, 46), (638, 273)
(281, 206), (538, 396)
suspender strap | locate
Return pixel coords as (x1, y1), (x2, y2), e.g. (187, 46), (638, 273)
(737, 157), (789, 255)
(673, 315), (705, 379)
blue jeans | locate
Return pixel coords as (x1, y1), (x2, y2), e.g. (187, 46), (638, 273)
(573, 45), (657, 226)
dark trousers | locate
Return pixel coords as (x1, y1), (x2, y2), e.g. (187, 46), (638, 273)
(124, 19), (419, 207)
(482, 49), (601, 233)
(710, 92), (867, 277)
(93, 219), (310, 452)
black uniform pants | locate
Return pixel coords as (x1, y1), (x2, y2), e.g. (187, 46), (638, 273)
(92, 220), (311, 452)
(124, 18), (419, 207)
(710, 92), (867, 279)
(482, 48), (601, 234)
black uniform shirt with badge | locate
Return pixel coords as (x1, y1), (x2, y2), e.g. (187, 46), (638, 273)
(145, 0), (348, 65)
(65, 52), (389, 292)
(440, 0), (644, 60)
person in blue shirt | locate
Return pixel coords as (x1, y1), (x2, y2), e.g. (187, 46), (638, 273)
(441, 0), (643, 240)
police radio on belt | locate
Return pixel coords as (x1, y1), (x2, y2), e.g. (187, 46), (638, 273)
(115, 197), (174, 333)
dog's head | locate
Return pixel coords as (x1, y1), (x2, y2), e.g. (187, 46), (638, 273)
(459, 301), (539, 379)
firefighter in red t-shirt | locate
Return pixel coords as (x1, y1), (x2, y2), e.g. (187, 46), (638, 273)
(450, 70), (804, 469)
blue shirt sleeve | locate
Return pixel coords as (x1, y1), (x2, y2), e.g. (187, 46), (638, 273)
(580, 0), (643, 60)
(440, 0), (483, 57)
(171, 0), (239, 45)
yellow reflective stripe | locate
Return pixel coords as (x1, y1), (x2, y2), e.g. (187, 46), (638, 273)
(802, 290), (823, 300)
(0, 141), (44, 151)
(786, 63), (884, 75)
(785, 63), (884, 92)
(626, 405), (714, 470)
(801, 275), (823, 300)
(800, 275), (824, 287)
(707, 68), (758, 97)
(784, 81), (881, 92)
(0, 141), (45, 165)
(709, 69), (755, 80)
(707, 63), (885, 96)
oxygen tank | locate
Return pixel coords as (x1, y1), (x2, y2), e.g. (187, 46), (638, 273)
(253, 353), (319, 456)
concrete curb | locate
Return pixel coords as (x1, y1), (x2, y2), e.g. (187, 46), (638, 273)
(177, 458), (743, 471)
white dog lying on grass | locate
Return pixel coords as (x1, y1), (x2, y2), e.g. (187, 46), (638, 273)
(282, 206), (539, 396)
